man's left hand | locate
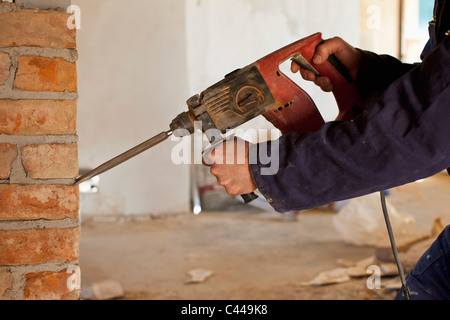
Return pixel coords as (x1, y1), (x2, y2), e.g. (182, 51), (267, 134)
(203, 137), (257, 196)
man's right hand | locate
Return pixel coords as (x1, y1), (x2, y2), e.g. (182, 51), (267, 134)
(291, 36), (361, 92)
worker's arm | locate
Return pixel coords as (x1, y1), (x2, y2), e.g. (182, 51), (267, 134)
(251, 35), (450, 212)
(352, 50), (417, 107)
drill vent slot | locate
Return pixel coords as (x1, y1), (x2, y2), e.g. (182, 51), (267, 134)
(206, 87), (231, 115)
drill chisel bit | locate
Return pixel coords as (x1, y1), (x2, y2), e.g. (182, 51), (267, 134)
(74, 130), (172, 185)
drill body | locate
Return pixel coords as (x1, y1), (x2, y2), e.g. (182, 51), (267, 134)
(170, 32), (360, 140)
(170, 64), (277, 141)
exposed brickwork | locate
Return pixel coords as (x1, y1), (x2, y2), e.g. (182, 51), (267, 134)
(24, 267), (80, 300)
(0, 227), (80, 266)
(0, 185), (79, 221)
(0, 144), (17, 179)
(0, 3), (80, 300)
(0, 10), (76, 49)
(0, 100), (77, 135)
(0, 52), (11, 85)
(21, 144), (78, 179)
(14, 56), (77, 92)
(0, 269), (13, 300)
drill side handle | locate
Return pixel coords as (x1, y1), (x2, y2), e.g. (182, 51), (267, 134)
(203, 135), (259, 204)
(256, 32), (361, 134)
(241, 192), (259, 204)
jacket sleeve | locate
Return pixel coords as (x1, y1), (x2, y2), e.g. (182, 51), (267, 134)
(249, 36), (450, 213)
(355, 50), (416, 106)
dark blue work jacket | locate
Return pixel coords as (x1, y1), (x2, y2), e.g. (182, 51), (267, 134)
(250, 0), (450, 213)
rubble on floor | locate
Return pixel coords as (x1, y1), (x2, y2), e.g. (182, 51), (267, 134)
(185, 268), (214, 284)
(81, 279), (124, 300)
(298, 221), (444, 300)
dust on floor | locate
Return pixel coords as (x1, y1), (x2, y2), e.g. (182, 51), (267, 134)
(79, 172), (450, 300)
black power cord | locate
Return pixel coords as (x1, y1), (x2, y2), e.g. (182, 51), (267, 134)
(380, 190), (411, 300)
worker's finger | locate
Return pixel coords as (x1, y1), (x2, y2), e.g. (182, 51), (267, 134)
(291, 61), (301, 73)
(296, 65), (334, 92)
(214, 172), (231, 187)
(202, 148), (215, 166)
(312, 37), (346, 65)
(299, 68), (316, 82)
(312, 37), (361, 81)
(314, 76), (334, 92)
(292, 60), (317, 82)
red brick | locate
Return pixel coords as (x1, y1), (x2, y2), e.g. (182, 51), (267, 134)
(14, 56), (77, 92)
(0, 100), (77, 135)
(0, 10), (76, 49)
(0, 185), (79, 221)
(21, 144), (78, 179)
(0, 52), (11, 85)
(0, 227), (80, 266)
(0, 269), (13, 300)
(24, 267), (80, 300)
(0, 144), (17, 179)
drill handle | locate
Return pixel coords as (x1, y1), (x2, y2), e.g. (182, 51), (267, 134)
(241, 192), (259, 204)
(256, 32), (361, 134)
(203, 135), (259, 204)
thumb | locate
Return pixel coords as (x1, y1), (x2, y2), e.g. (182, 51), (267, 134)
(312, 37), (361, 81)
(313, 37), (351, 64)
(312, 40), (337, 65)
(202, 148), (215, 166)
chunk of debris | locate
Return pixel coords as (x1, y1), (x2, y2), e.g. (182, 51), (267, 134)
(81, 279), (124, 300)
(347, 256), (376, 278)
(336, 258), (356, 268)
(299, 268), (350, 286)
(346, 256), (399, 278)
(379, 262), (400, 277)
(381, 276), (402, 290)
(374, 246), (396, 263)
(185, 268), (213, 284)
(431, 218), (445, 237)
(301, 254), (402, 288)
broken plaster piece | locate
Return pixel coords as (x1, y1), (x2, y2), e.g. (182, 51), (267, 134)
(81, 279), (124, 300)
(381, 276), (402, 290)
(299, 268), (350, 286)
(185, 268), (213, 284)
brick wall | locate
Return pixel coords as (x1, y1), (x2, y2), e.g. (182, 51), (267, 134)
(0, 3), (80, 300)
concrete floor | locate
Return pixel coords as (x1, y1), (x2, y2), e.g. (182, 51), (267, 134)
(79, 172), (450, 300)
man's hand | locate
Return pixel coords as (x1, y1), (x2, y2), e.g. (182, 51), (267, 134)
(291, 36), (361, 92)
(203, 137), (257, 196)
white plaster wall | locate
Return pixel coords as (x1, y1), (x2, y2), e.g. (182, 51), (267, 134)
(74, 0), (190, 216)
(74, 0), (360, 216)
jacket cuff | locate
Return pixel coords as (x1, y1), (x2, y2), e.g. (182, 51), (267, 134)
(248, 142), (289, 213)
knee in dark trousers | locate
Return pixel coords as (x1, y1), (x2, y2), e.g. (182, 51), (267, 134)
(396, 225), (450, 300)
